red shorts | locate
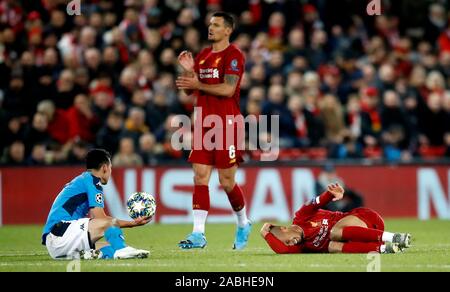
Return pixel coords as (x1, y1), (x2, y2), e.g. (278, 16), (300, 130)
(188, 126), (244, 169)
(346, 207), (385, 231)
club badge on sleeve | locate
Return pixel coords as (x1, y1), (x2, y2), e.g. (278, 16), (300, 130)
(95, 193), (103, 204)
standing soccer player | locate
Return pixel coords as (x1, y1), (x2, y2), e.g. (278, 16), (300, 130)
(42, 149), (151, 260)
(175, 12), (251, 249)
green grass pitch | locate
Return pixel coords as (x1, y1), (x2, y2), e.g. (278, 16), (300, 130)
(0, 219), (449, 272)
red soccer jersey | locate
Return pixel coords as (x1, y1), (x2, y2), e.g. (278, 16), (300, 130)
(292, 194), (345, 253)
(193, 44), (244, 127)
(263, 191), (345, 254)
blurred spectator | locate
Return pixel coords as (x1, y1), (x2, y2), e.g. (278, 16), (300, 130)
(285, 28), (306, 64)
(36, 99), (70, 145)
(286, 95), (323, 147)
(23, 112), (51, 156)
(380, 91), (411, 153)
(377, 63), (396, 93)
(261, 84), (292, 147)
(1, 1), (450, 165)
(139, 132), (159, 165)
(0, 91), (5, 146)
(66, 140), (90, 165)
(425, 3), (447, 44)
(418, 93), (448, 147)
(319, 94), (346, 145)
(285, 71), (303, 97)
(96, 111), (125, 156)
(27, 143), (47, 166)
(1, 115), (25, 154)
(315, 164), (364, 212)
(112, 136), (143, 167)
(124, 106), (150, 145)
(147, 91), (169, 132)
(320, 65), (347, 104)
(67, 94), (100, 143)
(1, 141), (26, 166)
(54, 69), (78, 109)
(330, 134), (364, 159)
(359, 87), (382, 147)
(438, 22), (450, 54)
(345, 96), (372, 145)
(445, 92), (450, 157)
(116, 67), (138, 104)
(3, 70), (32, 118)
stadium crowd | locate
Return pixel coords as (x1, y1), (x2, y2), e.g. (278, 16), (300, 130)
(1, 0), (450, 166)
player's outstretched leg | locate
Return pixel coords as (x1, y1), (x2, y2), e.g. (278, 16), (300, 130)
(340, 227), (412, 249)
(329, 241), (402, 254)
(331, 214), (412, 251)
(88, 218), (150, 259)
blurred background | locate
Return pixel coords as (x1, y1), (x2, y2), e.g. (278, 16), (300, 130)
(0, 0), (449, 224)
(1, 0), (450, 165)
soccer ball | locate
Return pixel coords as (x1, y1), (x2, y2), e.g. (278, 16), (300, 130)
(126, 192), (157, 220)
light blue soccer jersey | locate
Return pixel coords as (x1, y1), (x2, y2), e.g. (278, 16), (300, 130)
(42, 171), (105, 237)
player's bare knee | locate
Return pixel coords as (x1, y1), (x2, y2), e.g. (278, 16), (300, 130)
(219, 176), (234, 193)
(97, 218), (114, 232)
(194, 172), (209, 185)
(328, 241), (343, 253)
(330, 227), (343, 241)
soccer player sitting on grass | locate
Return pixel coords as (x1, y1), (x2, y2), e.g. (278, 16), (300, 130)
(42, 149), (151, 260)
(261, 183), (412, 254)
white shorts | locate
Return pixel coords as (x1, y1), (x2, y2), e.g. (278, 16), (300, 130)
(45, 218), (92, 259)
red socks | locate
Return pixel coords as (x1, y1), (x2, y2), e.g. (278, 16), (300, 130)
(193, 185), (210, 211)
(342, 242), (382, 253)
(194, 184), (245, 212)
(342, 226), (383, 242)
(226, 185), (245, 212)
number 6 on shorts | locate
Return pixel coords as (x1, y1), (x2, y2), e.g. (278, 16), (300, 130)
(229, 145), (236, 159)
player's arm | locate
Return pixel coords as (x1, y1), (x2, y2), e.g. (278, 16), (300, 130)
(199, 74), (240, 97)
(180, 71), (195, 96)
(260, 224), (302, 254)
(86, 178), (150, 228)
(176, 73), (239, 98)
(178, 50), (196, 96)
(89, 207), (151, 228)
(298, 183), (345, 217)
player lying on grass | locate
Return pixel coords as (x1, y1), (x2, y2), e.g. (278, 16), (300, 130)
(261, 183), (412, 254)
(42, 149), (151, 260)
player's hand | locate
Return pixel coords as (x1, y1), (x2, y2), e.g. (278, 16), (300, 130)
(260, 223), (274, 237)
(178, 50), (194, 72)
(176, 74), (201, 90)
(327, 183), (344, 201)
(132, 216), (153, 227)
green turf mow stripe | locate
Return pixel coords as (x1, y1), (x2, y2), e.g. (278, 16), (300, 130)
(0, 220), (450, 272)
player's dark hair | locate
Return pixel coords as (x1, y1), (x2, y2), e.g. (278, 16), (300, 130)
(86, 149), (111, 170)
(212, 11), (235, 30)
